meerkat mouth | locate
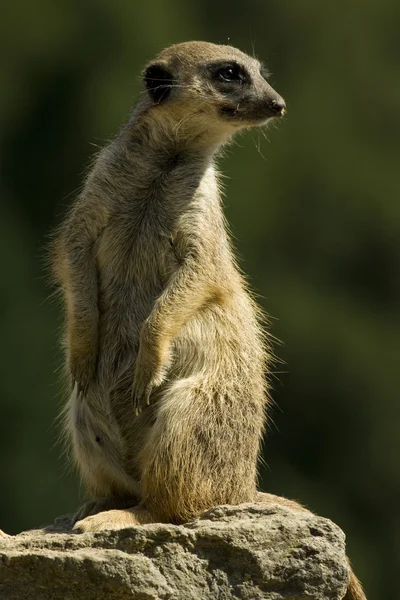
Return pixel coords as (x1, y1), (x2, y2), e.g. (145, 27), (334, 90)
(219, 105), (285, 127)
(219, 105), (240, 117)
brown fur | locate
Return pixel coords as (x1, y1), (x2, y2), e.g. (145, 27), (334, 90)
(51, 42), (365, 599)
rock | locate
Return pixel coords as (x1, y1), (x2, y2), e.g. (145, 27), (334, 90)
(0, 503), (350, 600)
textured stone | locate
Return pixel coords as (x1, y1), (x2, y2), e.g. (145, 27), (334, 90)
(0, 503), (350, 600)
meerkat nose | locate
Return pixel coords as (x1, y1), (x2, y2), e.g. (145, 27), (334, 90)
(269, 98), (286, 117)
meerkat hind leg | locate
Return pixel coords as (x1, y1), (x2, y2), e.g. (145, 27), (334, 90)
(139, 376), (263, 524)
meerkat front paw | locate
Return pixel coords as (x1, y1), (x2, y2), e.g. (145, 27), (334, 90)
(131, 337), (169, 413)
(73, 509), (142, 532)
(131, 360), (166, 414)
(69, 348), (98, 398)
(68, 325), (98, 397)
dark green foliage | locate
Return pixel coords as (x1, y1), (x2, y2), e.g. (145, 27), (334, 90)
(1, 2), (399, 598)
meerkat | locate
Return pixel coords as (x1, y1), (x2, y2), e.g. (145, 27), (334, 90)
(52, 41), (366, 600)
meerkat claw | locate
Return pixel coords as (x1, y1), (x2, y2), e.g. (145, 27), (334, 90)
(77, 382), (87, 400)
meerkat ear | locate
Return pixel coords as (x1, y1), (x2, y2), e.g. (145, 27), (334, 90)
(144, 64), (175, 104)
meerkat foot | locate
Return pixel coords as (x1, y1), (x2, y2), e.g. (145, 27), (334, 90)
(254, 491), (308, 513)
(73, 506), (153, 532)
(73, 497), (138, 523)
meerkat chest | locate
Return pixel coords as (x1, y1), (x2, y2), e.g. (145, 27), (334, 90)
(95, 158), (218, 283)
(95, 209), (179, 285)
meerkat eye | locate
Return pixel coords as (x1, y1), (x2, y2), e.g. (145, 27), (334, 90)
(214, 64), (247, 84)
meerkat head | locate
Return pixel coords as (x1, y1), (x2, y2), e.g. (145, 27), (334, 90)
(140, 41), (286, 145)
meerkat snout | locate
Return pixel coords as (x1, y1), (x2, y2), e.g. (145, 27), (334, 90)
(269, 98), (286, 117)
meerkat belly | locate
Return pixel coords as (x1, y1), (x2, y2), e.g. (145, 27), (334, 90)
(171, 291), (264, 386)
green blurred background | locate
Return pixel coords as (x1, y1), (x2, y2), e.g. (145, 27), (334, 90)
(1, 1), (399, 597)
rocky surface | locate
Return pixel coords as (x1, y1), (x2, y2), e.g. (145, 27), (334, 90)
(0, 503), (350, 599)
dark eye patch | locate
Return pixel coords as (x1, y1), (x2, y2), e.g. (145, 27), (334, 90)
(210, 61), (249, 85)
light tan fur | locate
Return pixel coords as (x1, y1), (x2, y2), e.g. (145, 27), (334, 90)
(51, 42), (365, 599)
